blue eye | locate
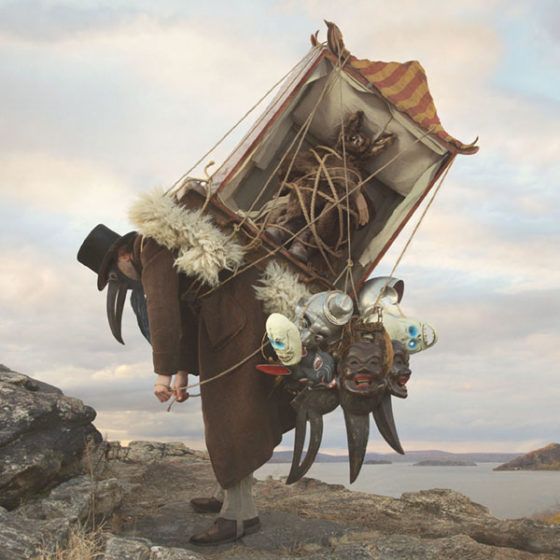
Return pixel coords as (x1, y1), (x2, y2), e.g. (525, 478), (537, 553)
(408, 340), (418, 349)
(408, 325), (418, 337)
(272, 340), (286, 350)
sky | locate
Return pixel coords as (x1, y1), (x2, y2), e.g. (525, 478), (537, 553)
(0, 0), (558, 458)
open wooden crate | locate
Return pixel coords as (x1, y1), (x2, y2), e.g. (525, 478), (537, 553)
(175, 28), (477, 294)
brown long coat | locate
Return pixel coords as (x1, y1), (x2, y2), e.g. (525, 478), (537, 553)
(133, 236), (295, 488)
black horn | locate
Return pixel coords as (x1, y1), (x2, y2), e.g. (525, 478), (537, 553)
(286, 387), (339, 484)
(372, 393), (404, 455)
(342, 407), (370, 483)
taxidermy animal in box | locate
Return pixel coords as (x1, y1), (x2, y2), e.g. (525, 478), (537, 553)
(265, 110), (394, 264)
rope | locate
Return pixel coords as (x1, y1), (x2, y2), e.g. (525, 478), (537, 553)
(200, 124), (438, 300)
(233, 56), (347, 240)
(165, 46), (322, 197)
(336, 73), (356, 297)
(245, 53), (354, 244)
(166, 343), (268, 412)
(370, 154), (457, 312)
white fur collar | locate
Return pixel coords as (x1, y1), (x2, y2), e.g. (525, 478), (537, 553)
(129, 188), (311, 315)
(129, 188), (245, 287)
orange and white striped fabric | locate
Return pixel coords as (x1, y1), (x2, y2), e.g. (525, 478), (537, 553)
(349, 56), (478, 154)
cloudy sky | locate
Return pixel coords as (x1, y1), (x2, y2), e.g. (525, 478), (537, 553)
(1, 0), (558, 458)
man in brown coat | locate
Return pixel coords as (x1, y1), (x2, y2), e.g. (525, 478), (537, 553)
(78, 223), (294, 545)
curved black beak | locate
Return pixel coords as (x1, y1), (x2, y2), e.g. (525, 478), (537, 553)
(286, 388), (339, 484)
(372, 393), (404, 455)
(106, 270), (128, 344)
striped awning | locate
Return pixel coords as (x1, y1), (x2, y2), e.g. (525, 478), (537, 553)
(349, 56), (478, 154)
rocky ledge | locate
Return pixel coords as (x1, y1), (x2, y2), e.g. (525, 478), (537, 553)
(1, 367), (560, 559)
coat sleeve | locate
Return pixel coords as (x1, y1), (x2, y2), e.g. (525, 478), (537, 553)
(139, 238), (196, 375)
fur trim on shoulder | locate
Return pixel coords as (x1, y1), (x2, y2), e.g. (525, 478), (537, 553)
(253, 262), (312, 320)
(129, 188), (245, 287)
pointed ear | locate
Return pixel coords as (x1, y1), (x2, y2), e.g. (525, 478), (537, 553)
(345, 110), (364, 132)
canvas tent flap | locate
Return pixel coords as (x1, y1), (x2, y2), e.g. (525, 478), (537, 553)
(348, 56), (478, 155)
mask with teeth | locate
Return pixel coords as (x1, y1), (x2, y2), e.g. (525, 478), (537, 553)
(339, 340), (387, 404)
(337, 319), (393, 414)
(336, 319), (395, 483)
(388, 340), (411, 398)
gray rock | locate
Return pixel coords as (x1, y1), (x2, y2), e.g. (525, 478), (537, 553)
(124, 440), (209, 463)
(253, 478), (560, 558)
(104, 535), (154, 560)
(104, 536), (207, 560)
(0, 474), (125, 560)
(14, 475), (124, 522)
(308, 544), (378, 560)
(150, 544), (207, 559)
(241, 510), (351, 552)
(0, 367), (102, 509)
(0, 366), (61, 394)
(374, 532), (548, 559)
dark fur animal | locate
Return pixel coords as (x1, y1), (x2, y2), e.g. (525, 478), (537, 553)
(265, 111), (394, 265)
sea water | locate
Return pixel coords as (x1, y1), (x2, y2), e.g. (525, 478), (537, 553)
(255, 462), (560, 519)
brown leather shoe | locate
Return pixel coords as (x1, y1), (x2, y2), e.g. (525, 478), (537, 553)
(189, 516), (261, 546)
(190, 497), (223, 514)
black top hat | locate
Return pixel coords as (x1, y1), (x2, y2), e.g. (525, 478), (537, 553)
(77, 224), (137, 290)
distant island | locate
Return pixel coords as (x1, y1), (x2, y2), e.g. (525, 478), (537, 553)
(269, 450), (522, 464)
(413, 460), (476, 467)
(494, 443), (560, 471)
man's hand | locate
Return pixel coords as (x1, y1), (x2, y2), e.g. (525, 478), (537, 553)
(154, 374), (173, 402)
(173, 370), (189, 403)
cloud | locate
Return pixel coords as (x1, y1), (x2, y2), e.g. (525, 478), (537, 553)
(0, 152), (134, 221)
(92, 407), (206, 448)
(0, 11), (306, 191)
(0, 0), (128, 42)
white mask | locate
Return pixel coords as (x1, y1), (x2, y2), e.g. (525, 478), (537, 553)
(379, 313), (437, 354)
(266, 313), (303, 366)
